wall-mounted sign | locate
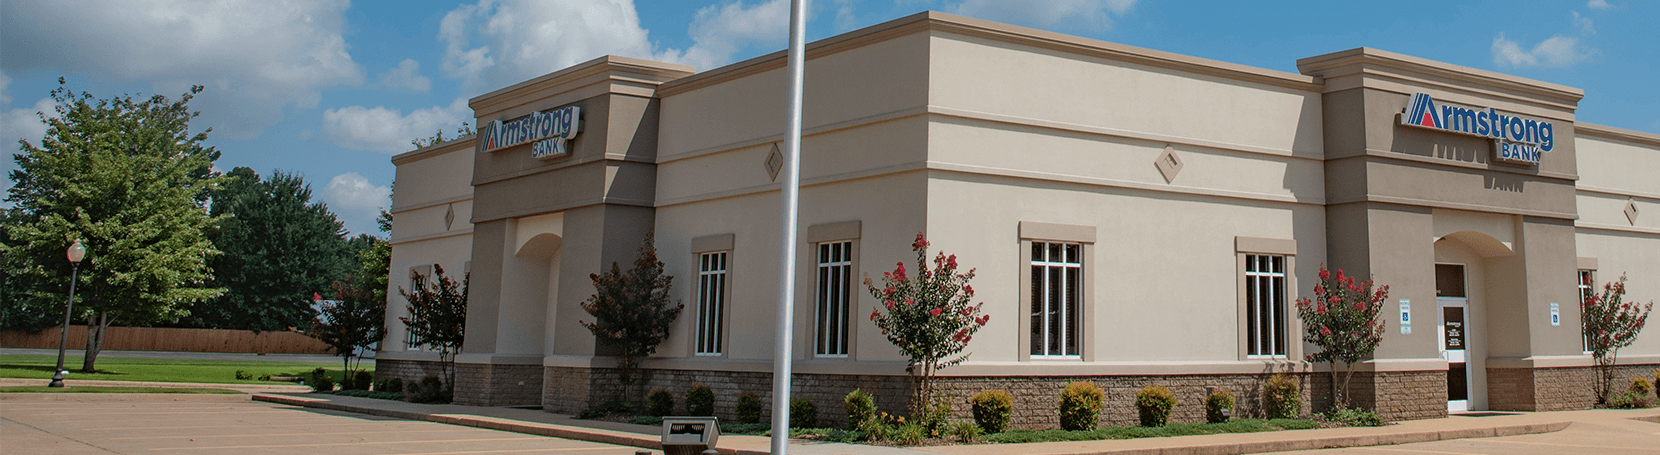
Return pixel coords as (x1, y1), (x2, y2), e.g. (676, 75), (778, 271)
(1399, 299), (1411, 334)
(1442, 306), (1465, 351)
(1400, 93), (1554, 166)
(478, 105), (581, 159)
(1550, 302), (1561, 326)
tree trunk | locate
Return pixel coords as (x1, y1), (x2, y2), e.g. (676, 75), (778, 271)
(80, 312), (110, 373)
(1329, 363), (1343, 411)
(1340, 361), (1358, 411)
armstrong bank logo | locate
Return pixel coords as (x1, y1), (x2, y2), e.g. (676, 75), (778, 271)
(478, 105), (581, 159)
(1400, 93), (1554, 166)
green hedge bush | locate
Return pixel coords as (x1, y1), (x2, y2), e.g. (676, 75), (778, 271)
(1135, 386), (1177, 427)
(685, 383), (714, 416)
(648, 388), (674, 416)
(736, 391), (764, 424)
(1205, 389), (1235, 424)
(1265, 374), (1300, 419)
(969, 389), (1013, 433)
(843, 389), (876, 429)
(309, 367), (334, 392)
(790, 397), (817, 429)
(1059, 381), (1104, 431)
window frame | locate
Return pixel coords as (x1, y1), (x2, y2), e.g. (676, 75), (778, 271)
(814, 240), (855, 358)
(1018, 221), (1096, 362)
(1234, 237), (1299, 361)
(798, 221), (860, 361)
(1029, 241), (1084, 359)
(694, 251), (730, 356)
(1243, 253), (1290, 359)
(404, 264), (434, 351)
(688, 234), (735, 358)
(1578, 268), (1595, 354)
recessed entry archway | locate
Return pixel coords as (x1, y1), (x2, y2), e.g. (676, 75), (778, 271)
(1432, 230), (1513, 413)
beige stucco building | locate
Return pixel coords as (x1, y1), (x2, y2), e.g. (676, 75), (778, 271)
(377, 12), (1660, 426)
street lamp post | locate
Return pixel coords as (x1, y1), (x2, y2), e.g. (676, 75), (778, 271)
(48, 239), (86, 388)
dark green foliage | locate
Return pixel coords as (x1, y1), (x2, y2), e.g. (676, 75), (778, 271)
(969, 389), (1012, 434)
(628, 415), (665, 426)
(915, 399), (952, 435)
(375, 378), (403, 393)
(577, 408), (605, 419)
(581, 232), (683, 392)
(326, 389), (403, 400)
(405, 376), (451, 404)
(1059, 381), (1104, 431)
(309, 367), (335, 392)
(981, 419), (1321, 444)
(789, 397), (817, 429)
(234, 370), (253, 380)
(350, 371), (373, 391)
(1205, 390), (1236, 424)
(312, 272), (386, 389)
(189, 168), (352, 331)
(400, 264), (467, 389)
(843, 389), (876, 429)
(1265, 374), (1301, 419)
(685, 383), (714, 416)
(1135, 386), (1177, 427)
(1323, 407), (1384, 426)
(2, 81), (226, 372)
(947, 419), (983, 442)
(736, 391), (764, 424)
(722, 422), (770, 435)
(648, 388), (674, 416)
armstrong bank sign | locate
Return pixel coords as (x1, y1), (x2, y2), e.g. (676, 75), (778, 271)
(1400, 93), (1555, 166)
(478, 105), (581, 159)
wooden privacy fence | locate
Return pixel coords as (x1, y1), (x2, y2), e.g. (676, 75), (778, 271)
(0, 326), (334, 354)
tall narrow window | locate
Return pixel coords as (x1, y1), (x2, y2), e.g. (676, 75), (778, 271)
(1579, 269), (1595, 352)
(815, 241), (853, 357)
(1031, 241), (1082, 358)
(1245, 254), (1288, 357)
(695, 252), (728, 355)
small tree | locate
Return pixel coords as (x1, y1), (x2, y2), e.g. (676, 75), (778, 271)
(863, 233), (987, 414)
(1294, 264), (1388, 410)
(312, 275), (386, 383)
(1582, 273), (1653, 404)
(400, 264), (468, 390)
(580, 232), (683, 399)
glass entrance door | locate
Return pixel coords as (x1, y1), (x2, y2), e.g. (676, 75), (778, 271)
(1438, 297), (1470, 413)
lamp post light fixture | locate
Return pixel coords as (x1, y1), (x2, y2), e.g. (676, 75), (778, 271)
(48, 239), (86, 388)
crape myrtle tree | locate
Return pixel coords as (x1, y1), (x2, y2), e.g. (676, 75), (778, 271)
(863, 233), (988, 414)
(400, 264), (468, 389)
(313, 210), (393, 382)
(189, 167), (354, 331)
(2, 80), (225, 372)
(1581, 273), (1653, 404)
(1294, 264), (1389, 410)
(580, 232), (683, 402)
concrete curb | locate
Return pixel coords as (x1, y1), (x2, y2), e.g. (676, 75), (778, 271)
(250, 393), (1572, 455)
(0, 393), (253, 402)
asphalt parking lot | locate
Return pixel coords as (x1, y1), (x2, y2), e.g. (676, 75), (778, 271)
(1283, 412), (1660, 455)
(0, 395), (648, 455)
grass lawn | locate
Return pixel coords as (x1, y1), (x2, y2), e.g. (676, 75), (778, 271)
(0, 354), (346, 385)
(0, 386), (243, 394)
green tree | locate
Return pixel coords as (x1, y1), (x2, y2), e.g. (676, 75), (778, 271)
(187, 167), (353, 331)
(580, 232), (683, 399)
(1295, 265), (1389, 410)
(400, 264), (467, 389)
(863, 232), (986, 418)
(313, 274), (386, 381)
(2, 80), (225, 372)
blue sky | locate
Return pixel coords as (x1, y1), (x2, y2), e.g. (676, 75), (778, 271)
(3, 0), (1655, 236)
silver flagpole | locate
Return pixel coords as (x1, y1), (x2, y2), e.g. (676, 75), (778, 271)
(771, 0), (807, 453)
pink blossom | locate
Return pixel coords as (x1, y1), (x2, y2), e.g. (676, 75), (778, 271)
(913, 232), (928, 250)
(885, 300), (895, 310)
(947, 254), (958, 269)
(1320, 326), (1332, 337)
(1319, 268), (1330, 280)
(870, 310), (879, 321)
(904, 298), (915, 306)
(893, 262), (907, 281)
(930, 308), (943, 317)
(964, 285), (974, 296)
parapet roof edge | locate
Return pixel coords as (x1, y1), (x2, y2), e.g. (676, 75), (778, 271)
(657, 10), (1322, 97)
(392, 134), (477, 165)
(1296, 47), (1584, 103)
(467, 55), (695, 108)
(1576, 122), (1660, 147)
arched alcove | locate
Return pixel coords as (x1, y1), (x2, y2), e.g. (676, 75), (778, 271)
(1438, 230), (1513, 258)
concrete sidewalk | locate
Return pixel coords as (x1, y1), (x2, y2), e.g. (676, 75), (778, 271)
(248, 392), (1658, 455)
(0, 377), (310, 394)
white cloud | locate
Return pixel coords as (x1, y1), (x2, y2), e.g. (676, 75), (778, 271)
(834, 0), (858, 31)
(0, 0), (363, 140)
(1491, 33), (1594, 68)
(1572, 11), (1595, 34)
(322, 98), (471, 153)
(1587, 0), (1610, 9)
(322, 172), (391, 235)
(0, 69), (11, 104)
(438, 0), (793, 96)
(379, 59), (432, 93)
(948, 0), (1138, 31)
(1, 97), (56, 199)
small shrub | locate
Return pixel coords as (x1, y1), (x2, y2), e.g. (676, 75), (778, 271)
(947, 419), (983, 442)
(969, 389), (1013, 434)
(1324, 407), (1384, 426)
(843, 389), (877, 429)
(736, 392), (764, 424)
(1607, 389), (1653, 409)
(628, 415), (665, 426)
(685, 383), (714, 416)
(310, 367), (335, 392)
(790, 397), (817, 429)
(1630, 376), (1653, 396)
(1205, 389), (1236, 424)
(889, 420), (927, 444)
(1059, 381), (1105, 431)
(376, 378), (404, 393)
(916, 399), (952, 435)
(235, 370), (253, 380)
(1265, 374), (1301, 419)
(353, 371), (373, 390)
(648, 388), (675, 416)
(577, 408), (605, 419)
(857, 415), (893, 442)
(405, 376), (451, 404)
(1135, 386), (1178, 427)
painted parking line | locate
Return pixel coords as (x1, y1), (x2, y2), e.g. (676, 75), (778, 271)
(112, 428), (479, 439)
(151, 436), (548, 450)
